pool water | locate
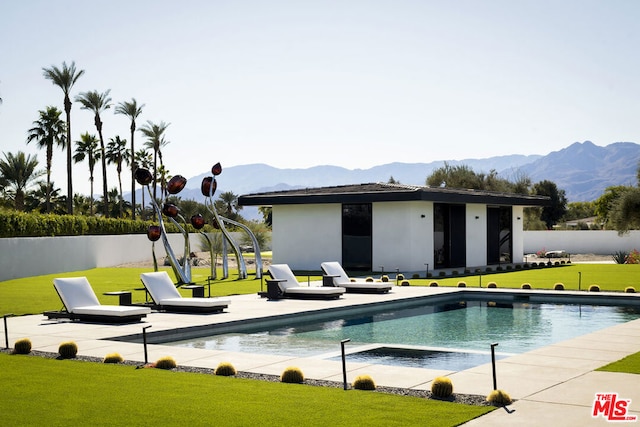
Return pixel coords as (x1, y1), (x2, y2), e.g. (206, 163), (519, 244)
(170, 300), (640, 369)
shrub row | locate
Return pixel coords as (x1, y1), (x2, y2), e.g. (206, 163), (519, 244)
(0, 211), (190, 237)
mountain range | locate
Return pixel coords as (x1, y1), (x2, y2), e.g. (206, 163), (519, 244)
(131, 141), (640, 220)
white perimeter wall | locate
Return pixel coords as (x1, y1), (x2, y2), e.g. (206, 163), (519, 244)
(0, 232), (244, 282)
(523, 230), (640, 256)
(3, 223), (639, 282)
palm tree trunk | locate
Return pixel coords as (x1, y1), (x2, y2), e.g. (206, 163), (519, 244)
(64, 96), (73, 215)
(46, 144), (52, 213)
(117, 166), (123, 218)
(89, 175), (94, 215)
(95, 113), (108, 217)
(140, 183), (145, 220)
(130, 121), (136, 220)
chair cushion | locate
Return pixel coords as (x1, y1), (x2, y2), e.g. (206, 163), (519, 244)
(72, 305), (151, 316)
(320, 262), (352, 285)
(267, 264), (301, 290)
(140, 271), (182, 302)
(53, 277), (101, 310)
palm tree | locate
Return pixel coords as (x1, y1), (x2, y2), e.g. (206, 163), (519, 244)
(96, 187), (131, 218)
(106, 135), (127, 218)
(75, 90), (113, 217)
(72, 193), (94, 216)
(42, 61), (85, 214)
(134, 148), (153, 219)
(218, 191), (242, 219)
(156, 164), (170, 199)
(26, 106), (66, 213)
(0, 151), (43, 211)
(73, 132), (101, 215)
(139, 120), (170, 202)
(25, 181), (66, 214)
(115, 98), (144, 220)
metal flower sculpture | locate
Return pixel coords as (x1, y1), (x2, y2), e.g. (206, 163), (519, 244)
(201, 162), (263, 280)
(136, 169), (192, 284)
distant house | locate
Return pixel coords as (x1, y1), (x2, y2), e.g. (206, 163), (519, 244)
(238, 183), (550, 273)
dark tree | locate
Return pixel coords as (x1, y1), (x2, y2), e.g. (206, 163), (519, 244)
(532, 180), (567, 229)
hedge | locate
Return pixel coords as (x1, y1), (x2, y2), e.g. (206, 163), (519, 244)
(0, 211), (196, 238)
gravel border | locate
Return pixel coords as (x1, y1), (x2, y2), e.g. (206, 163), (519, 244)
(2, 349), (492, 407)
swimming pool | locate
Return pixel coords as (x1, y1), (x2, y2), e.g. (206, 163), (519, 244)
(169, 298), (640, 370)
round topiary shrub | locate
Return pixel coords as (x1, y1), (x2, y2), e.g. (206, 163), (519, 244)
(438, 271), (446, 277)
(487, 389), (512, 406)
(485, 267), (493, 273)
(487, 282), (497, 288)
(365, 277), (374, 282)
(506, 265), (513, 271)
(412, 273), (420, 279)
(515, 264), (522, 270)
(554, 283), (565, 291)
(214, 361), (237, 376)
(58, 341), (78, 359)
(457, 281), (466, 288)
(396, 274), (405, 281)
(352, 374), (376, 390)
(464, 269), (471, 274)
(381, 275), (389, 282)
(521, 283), (532, 289)
(401, 280), (410, 286)
(103, 352), (124, 364)
(496, 266), (503, 272)
(281, 366), (304, 383)
(429, 281), (439, 287)
(451, 270), (459, 276)
(589, 284), (600, 292)
(430, 376), (453, 399)
(13, 338), (32, 355)
(155, 356), (177, 370)
(625, 286), (636, 293)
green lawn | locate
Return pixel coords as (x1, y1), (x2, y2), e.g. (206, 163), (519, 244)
(0, 353), (493, 426)
(598, 351), (640, 374)
(414, 264), (640, 292)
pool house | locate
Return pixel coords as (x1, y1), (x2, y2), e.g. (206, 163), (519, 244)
(238, 183), (550, 274)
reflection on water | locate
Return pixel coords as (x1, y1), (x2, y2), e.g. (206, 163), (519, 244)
(171, 301), (640, 360)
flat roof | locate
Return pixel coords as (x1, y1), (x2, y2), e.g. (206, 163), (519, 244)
(238, 182), (550, 206)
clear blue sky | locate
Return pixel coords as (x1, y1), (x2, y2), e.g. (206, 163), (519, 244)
(1, 0), (639, 196)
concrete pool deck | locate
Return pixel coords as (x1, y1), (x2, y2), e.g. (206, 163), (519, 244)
(5, 285), (640, 426)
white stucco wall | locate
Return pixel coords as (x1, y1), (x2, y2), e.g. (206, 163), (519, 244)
(466, 204), (487, 267)
(373, 201), (433, 273)
(0, 232), (247, 282)
(512, 206), (525, 262)
(523, 230), (640, 256)
(271, 204), (341, 270)
(0, 234), (184, 281)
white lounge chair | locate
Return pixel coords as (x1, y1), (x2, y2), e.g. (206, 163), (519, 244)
(45, 277), (151, 323)
(140, 271), (230, 313)
(320, 262), (393, 293)
(267, 264), (346, 299)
